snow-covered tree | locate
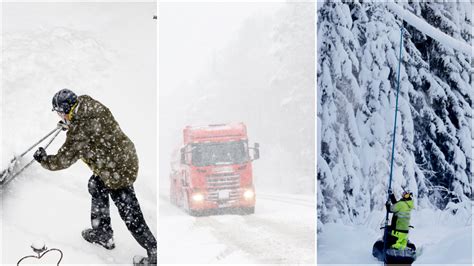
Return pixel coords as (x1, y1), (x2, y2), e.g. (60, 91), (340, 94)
(318, 1), (365, 224)
(408, 2), (472, 206)
(318, 1), (472, 230)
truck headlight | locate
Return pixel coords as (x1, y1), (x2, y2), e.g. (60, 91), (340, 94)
(243, 189), (254, 200)
(192, 193), (204, 202)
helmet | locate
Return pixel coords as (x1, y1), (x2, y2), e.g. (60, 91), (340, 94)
(52, 89), (77, 114)
(402, 191), (413, 200)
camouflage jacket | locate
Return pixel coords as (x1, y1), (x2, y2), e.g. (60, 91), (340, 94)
(40, 95), (139, 189)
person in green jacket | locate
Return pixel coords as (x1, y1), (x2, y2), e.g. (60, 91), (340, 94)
(385, 190), (414, 250)
(33, 89), (156, 265)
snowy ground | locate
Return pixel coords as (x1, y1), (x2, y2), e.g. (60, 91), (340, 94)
(318, 207), (473, 265)
(1, 2), (157, 265)
(1, 167), (156, 265)
(159, 191), (315, 265)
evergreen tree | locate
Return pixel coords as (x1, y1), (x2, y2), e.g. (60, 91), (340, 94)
(318, 1), (472, 230)
(318, 1), (364, 224)
(407, 2), (472, 206)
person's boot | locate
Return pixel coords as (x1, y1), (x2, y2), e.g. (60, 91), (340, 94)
(82, 228), (115, 250)
(133, 248), (157, 266)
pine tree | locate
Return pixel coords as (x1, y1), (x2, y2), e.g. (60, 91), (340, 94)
(318, 1), (364, 224)
(317, 1), (472, 230)
(407, 2), (472, 207)
(354, 2), (423, 213)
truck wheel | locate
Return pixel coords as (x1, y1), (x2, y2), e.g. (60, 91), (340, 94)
(241, 207), (255, 215)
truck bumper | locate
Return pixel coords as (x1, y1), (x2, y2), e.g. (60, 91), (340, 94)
(188, 189), (256, 211)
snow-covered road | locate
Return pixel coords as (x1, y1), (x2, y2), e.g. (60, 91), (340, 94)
(159, 191), (315, 264)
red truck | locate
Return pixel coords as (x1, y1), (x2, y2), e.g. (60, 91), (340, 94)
(170, 123), (260, 215)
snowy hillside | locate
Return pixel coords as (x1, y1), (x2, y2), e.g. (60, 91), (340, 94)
(1, 2), (156, 264)
(317, 1), (472, 264)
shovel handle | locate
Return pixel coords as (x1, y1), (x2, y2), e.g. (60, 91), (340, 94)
(2, 129), (62, 186)
(19, 127), (61, 158)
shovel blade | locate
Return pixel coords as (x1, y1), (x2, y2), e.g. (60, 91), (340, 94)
(0, 157), (21, 185)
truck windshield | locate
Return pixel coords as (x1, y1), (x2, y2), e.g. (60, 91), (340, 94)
(191, 141), (249, 166)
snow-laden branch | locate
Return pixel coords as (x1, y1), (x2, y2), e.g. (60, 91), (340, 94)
(386, 2), (473, 56)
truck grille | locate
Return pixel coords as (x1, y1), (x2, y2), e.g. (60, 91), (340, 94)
(206, 173), (240, 202)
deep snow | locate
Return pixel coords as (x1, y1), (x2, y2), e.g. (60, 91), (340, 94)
(1, 2), (157, 264)
(318, 207), (473, 265)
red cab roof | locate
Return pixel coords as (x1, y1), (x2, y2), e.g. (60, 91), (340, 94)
(183, 122), (247, 144)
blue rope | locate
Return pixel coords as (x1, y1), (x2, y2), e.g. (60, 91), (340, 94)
(382, 25), (404, 263)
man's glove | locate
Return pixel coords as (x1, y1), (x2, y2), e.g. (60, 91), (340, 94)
(57, 120), (69, 131)
(33, 147), (47, 163)
(388, 189), (396, 204)
(385, 200), (391, 211)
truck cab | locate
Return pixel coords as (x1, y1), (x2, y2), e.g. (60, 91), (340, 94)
(170, 123), (259, 215)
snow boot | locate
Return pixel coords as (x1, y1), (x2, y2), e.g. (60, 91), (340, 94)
(133, 248), (157, 266)
(81, 228), (115, 250)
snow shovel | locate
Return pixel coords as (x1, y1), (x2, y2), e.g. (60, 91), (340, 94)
(0, 127), (62, 185)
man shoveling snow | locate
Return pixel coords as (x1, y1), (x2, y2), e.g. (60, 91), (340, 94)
(33, 89), (157, 265)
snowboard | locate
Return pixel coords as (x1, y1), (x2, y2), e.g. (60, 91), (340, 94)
(372, 239), (418, 265)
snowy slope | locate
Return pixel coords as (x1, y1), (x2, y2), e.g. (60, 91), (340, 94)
(1, 2), (157, 264)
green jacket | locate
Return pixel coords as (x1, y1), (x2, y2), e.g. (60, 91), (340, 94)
(40, 95), (139, 190)
(389, 199), (414, 231)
